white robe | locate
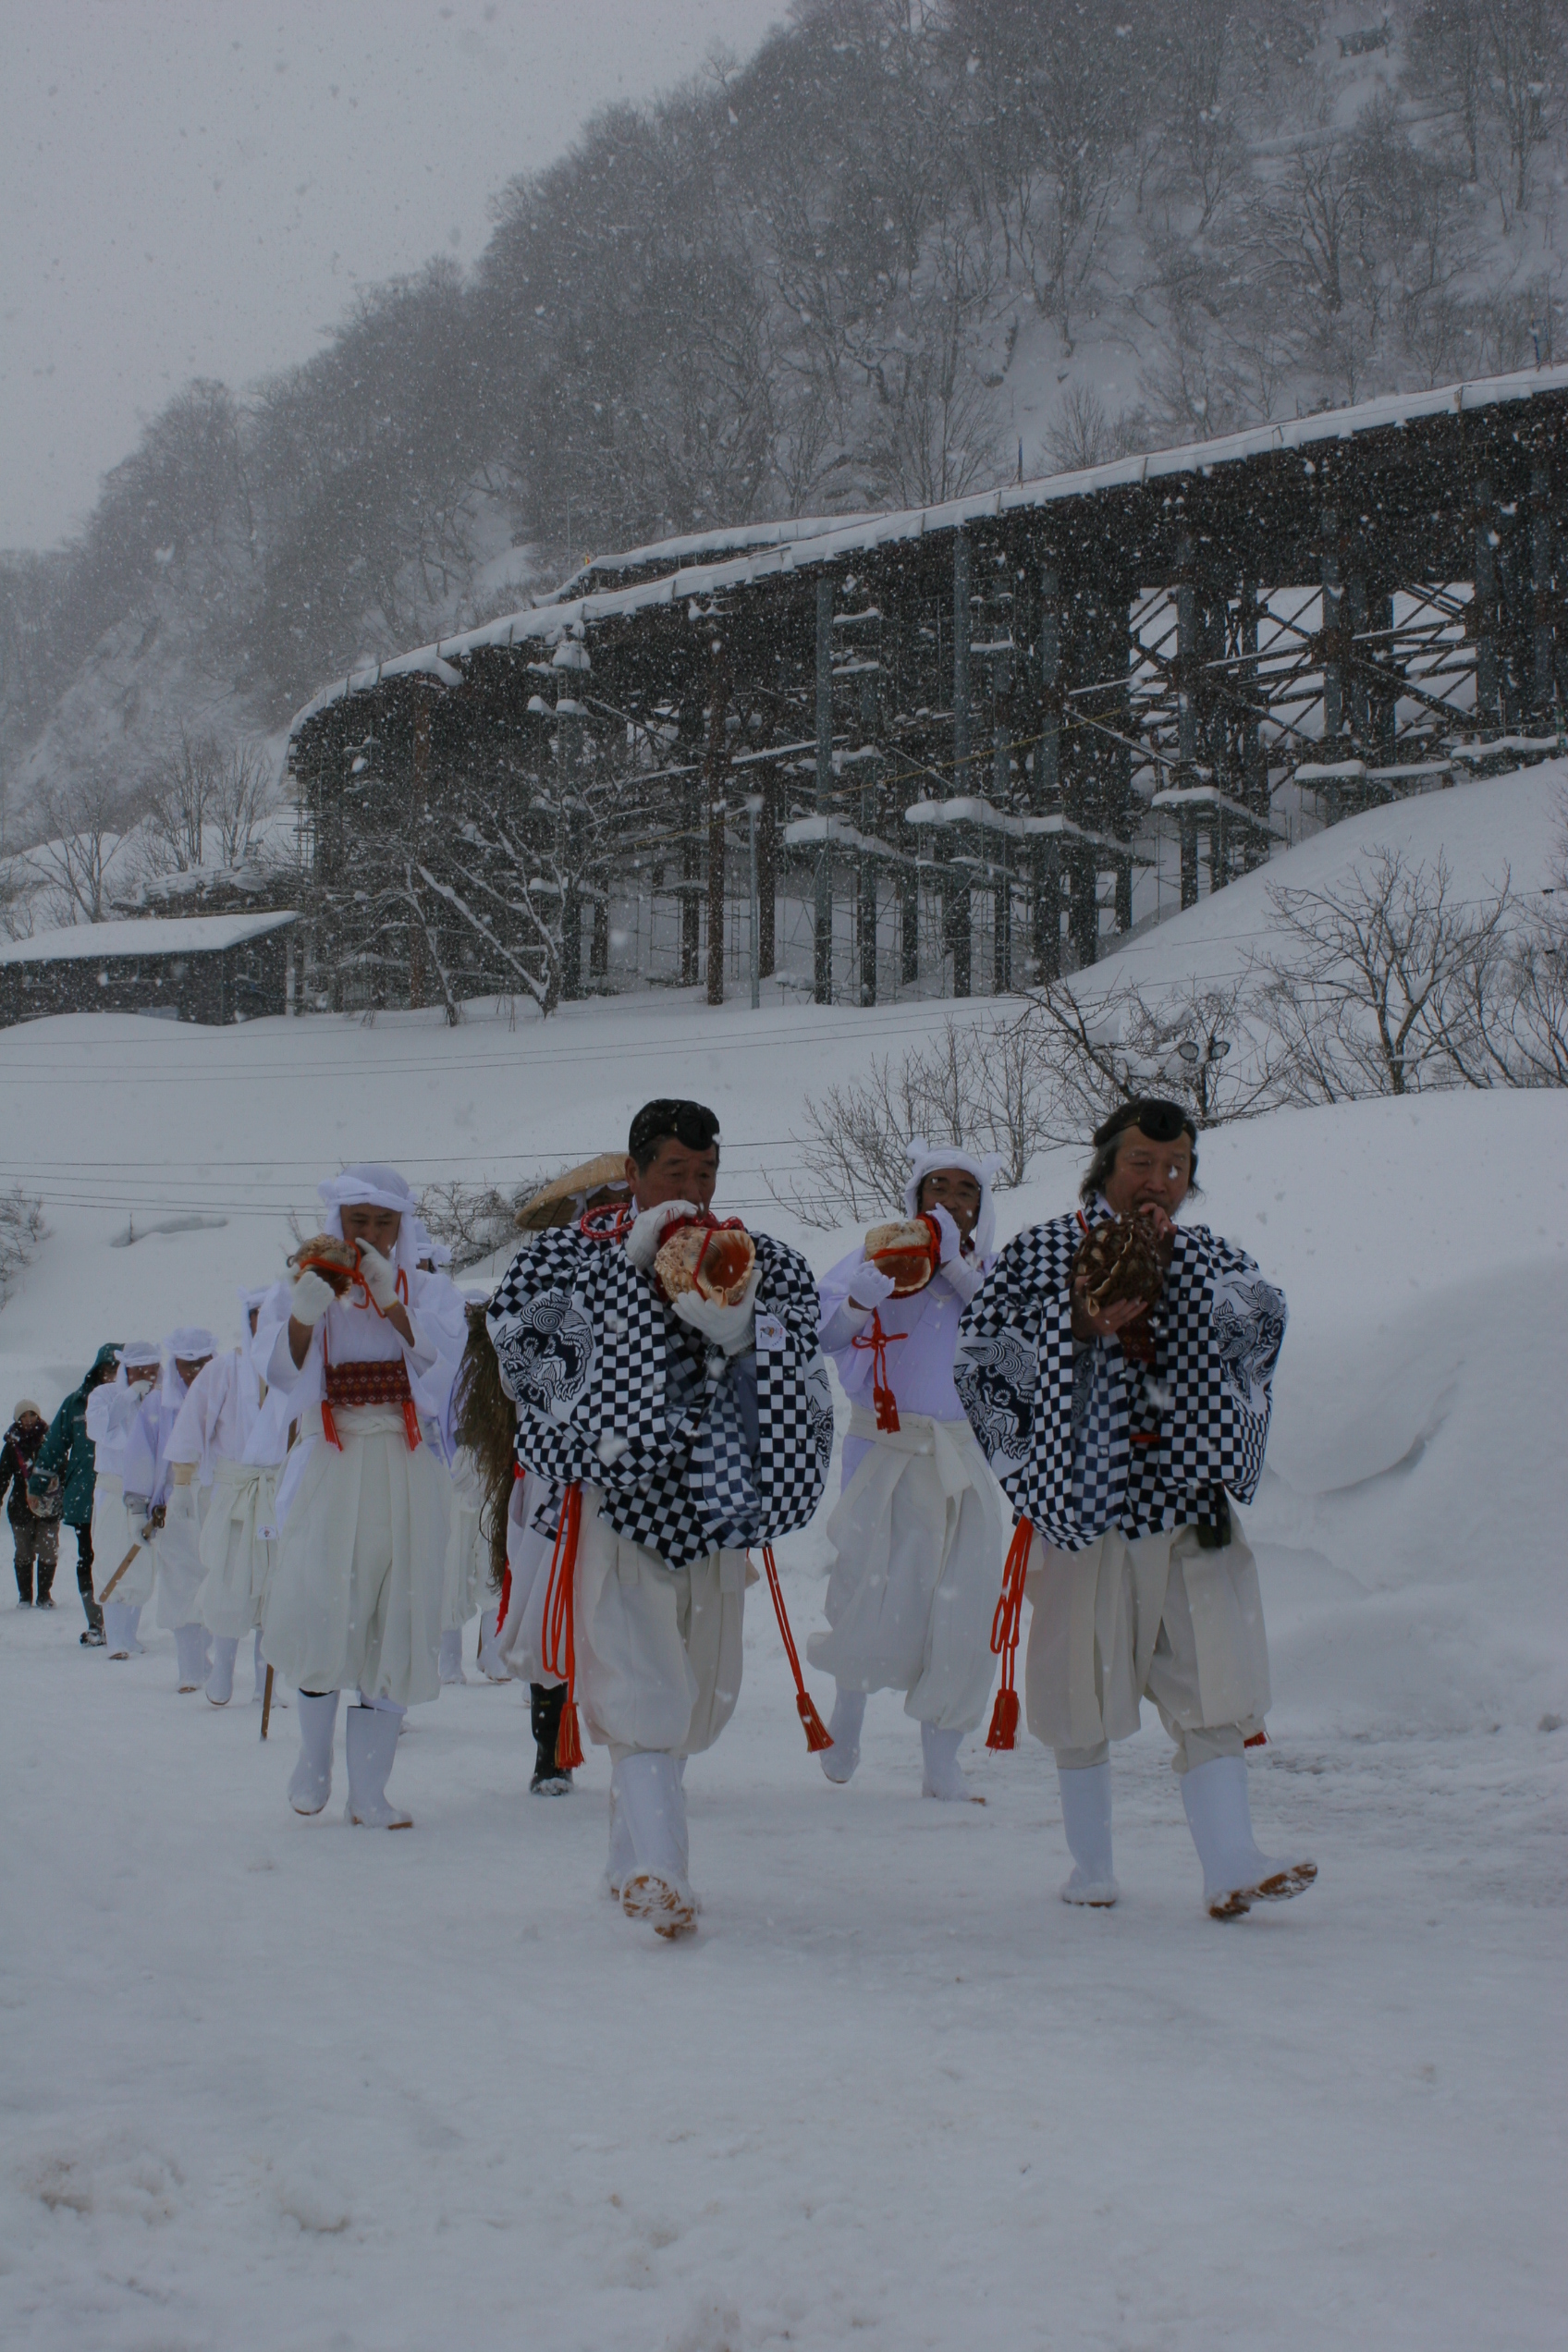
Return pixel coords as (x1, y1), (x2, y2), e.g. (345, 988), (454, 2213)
(256, 1268), (465, 1705)
(170, 1348), (294, 1641)
(807, 1251), (1010, 1731)
(494, 1470), (562, 1684)
(439, 1448), (490, 1635)
(85, 1379), (156, 1610)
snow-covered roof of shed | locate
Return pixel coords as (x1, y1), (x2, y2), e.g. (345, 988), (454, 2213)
(0, 912), (298, 967)
(289, 363), (1568, 741)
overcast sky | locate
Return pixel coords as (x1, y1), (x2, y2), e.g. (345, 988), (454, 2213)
(0, 0), (786, 554)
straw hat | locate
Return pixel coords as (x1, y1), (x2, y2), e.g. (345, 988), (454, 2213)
(514, 1152), (629, 1232)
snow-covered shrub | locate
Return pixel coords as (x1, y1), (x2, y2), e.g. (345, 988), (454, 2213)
(0, 1188), (47, 1305)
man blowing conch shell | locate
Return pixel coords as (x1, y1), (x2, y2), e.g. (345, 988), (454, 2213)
(809, 1143), (1011, 1802)
(485, 1098), (831, 1940)
(954, 1099), (1315, 1920)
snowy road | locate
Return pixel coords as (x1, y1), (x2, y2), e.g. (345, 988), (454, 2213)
(3, 1578), (1561, 2352)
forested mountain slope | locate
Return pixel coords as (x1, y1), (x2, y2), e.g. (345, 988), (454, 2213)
(5, 1), (1564, 851)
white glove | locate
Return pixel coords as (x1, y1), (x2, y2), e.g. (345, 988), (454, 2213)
(165, 1480), (199, 1525)
(289, 1268), (335, 1327)
(930, 1206), (983, 1302)
(357, 1243), (398, 1311)
(625, 1198), (698, 1272)
(124, 1493), (153, 1539)
(671, 1267), (761, 1356)
(846, 1261), (898, 1312)
(930, 1206), (964, 1264)
(127, 1377), (155, 1401)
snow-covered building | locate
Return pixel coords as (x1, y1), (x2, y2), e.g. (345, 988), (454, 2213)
(0, 911), (300, 1029)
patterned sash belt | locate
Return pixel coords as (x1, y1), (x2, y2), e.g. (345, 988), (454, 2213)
(322, 1355), (421, 1452)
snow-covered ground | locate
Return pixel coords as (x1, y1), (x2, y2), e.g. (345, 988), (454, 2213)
(1, 775), (1564, 2350)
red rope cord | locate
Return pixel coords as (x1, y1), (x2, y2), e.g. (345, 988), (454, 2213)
(850, 1308), (907, 1433)
(761, 1544), (834, 1754)
(540, 1483), (584, 1770)
(985, 1516), (1034, 1751)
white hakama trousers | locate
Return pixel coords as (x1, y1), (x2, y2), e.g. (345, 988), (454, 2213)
(261, 1405), (445, 1708)
(573, 1487), (746, 1760)
(196, 1460), (279, 1639)
(807, 1408), (1010, 1733)
(1025, 1523), (1271, 1773)
(92, 1476), (154, 1609)
(440, 1456), (486, 1634)
(495, 1476), (559, 1684)
(154, 1489), (214, 1632)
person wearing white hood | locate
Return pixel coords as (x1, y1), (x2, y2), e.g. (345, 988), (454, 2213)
(171, 1288), (295, 1707)
(129, 1329), (216, 1691)
(85, 1341), (163, 1659)
(808, 1144), (1011, 1801)
(255, 1166), (465, 1828)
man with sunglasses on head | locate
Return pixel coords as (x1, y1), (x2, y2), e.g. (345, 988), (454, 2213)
(955, 1099), (1315, 1921)
(486, 1099), (831, 1939)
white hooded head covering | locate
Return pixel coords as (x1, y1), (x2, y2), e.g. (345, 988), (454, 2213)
(409, 1217), (451, 1268)
(318, 1165), (418, 1263)
(116, 1340), (162, 1390)
(901, 1139), (1003, 1259)
(165, 1326), (216, 1364)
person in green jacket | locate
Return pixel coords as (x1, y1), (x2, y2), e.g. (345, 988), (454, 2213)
(29, 1343), (120, 1646)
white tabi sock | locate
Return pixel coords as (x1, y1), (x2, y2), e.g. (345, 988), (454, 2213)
(1056, 1760), (1119, 1905)
(613, 1751), (695, 1937)
(288, 1689), (339, 1816)
(205, 1635), (239, 1707)
(104, 1601), (134, 1658)
(920, 1721), (978, 1803)
(1181, 1755), (1317, 1918)
(819, 1685), (865, 1784)
(175, 1622), (211, 1691)
(345, 1701), (411, 1828)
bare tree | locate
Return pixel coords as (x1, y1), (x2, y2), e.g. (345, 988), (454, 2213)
(1258, 848), (1516, 1099)
(212, 741), (276, 868)
(30, 777), (135, 925)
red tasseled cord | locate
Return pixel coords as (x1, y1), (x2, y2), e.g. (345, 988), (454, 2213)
(986, 1516), (1034, 1751)
(851, 1308), (906, 1433)
(540, 1483), (585, 1770)
(762, 1544), (834, 1753)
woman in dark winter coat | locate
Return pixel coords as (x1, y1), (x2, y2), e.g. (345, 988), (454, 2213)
(29, 1343), (120, 1644)
(0, 1403), (55, 1605)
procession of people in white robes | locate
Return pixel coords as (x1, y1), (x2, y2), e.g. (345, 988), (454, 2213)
(55, 1097), (1315, 1935)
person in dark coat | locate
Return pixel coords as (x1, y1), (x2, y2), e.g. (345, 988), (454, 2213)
(0, 1402), (55, 1605)
(29, 1343), (120, 1645)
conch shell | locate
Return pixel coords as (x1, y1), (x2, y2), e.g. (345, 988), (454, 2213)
(654, 1217), (756, 1305)
(288, 1234), (362, 1297)
(863, 1214), (942, 1297)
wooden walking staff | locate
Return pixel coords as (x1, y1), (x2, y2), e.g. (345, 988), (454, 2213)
(97, 1538), (143, 1604)
(260, 1665), (274, 1740)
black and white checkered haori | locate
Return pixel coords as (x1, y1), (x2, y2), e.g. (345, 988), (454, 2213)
(485, 1225), (831, 1569)
(953, 1206), (1286, 1553)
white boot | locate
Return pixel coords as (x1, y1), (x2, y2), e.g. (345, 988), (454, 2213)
(205, 1635), (239, 1707)
(175, 1622), (211, 1691)
(819, 1685), (865, 1785)
(921, 1721), (981, 1803)
(288, 1689), (339, 1816)
(1181, 1755), (1317, 1918)
(477, 1605), (508, 1682)
(613, 1751), (695, 1937)
(104, 1601), (134, 1659)
(126, 1605), (144, 1655)
(345, 1704), (412, 1828)
(438, 1628), (467, 1685)
(605, 1782), (635, 1900)
(1057, 1760), (1118, 1905)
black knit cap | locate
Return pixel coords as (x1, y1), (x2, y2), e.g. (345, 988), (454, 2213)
(628, 1099), (721, 1167)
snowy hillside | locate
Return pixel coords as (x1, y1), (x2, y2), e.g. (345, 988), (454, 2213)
(0, 744), (1562, 2346)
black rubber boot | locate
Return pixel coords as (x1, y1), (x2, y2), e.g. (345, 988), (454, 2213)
(529, 1682), (573, 1795)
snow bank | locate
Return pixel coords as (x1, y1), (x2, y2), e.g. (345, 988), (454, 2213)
(0, 802), (1562, 2350)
